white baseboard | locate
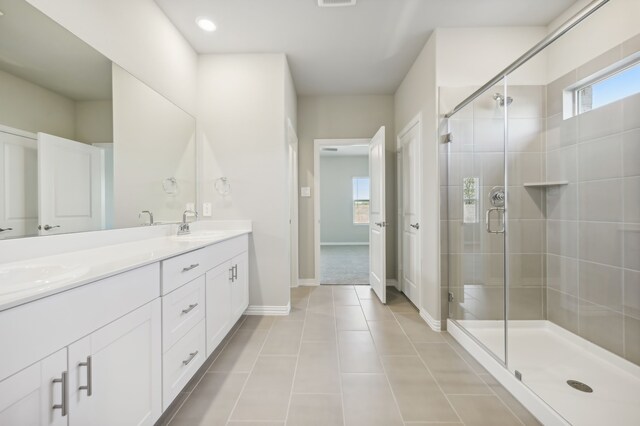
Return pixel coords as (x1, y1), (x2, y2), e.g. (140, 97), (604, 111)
(447, 319), (566, 426)
(420, 309), (442, 332)
(244, 303), (291, 316)
(320, 242), (369, 246)
(297, 279), (319, 286)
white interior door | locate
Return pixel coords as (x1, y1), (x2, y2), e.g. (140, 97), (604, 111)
(369, 126), (386, 303)
(400, 124), (420, 306)
(0, 129), (38, 239)
(38, 133), (105, 235)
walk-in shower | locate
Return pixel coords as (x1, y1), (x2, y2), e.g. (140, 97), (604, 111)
(440, 0), (640, 424)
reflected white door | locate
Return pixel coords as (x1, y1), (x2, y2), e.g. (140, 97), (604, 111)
(369, 126), (386, 303)
(38, 133), (105, 235)
(0, 129), (38, 239)
(400, 123), (420, 306)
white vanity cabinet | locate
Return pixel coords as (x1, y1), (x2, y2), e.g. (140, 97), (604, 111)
(0, 348), (67, 426)
(67, 300), (161, 426)
(0, 264), (162, 426)
(0, 230), (250, 425)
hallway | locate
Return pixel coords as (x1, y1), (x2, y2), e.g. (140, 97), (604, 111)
(160, 286), (540, 426)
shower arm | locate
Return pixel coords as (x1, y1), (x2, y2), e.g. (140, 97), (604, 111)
(443, 0), (610, 119)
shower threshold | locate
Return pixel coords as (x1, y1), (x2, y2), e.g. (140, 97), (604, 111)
(450, 320), (640, 426)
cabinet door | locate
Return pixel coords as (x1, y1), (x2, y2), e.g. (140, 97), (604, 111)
(205, 262), (232, 357)
(230, 251), (249, 322)
(68, 300), (161, 426)
(0, 348), (67, 426)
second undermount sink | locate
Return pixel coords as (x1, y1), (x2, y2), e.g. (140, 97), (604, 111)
(171, 230), (231, 242)
(0, 264), (90, 294)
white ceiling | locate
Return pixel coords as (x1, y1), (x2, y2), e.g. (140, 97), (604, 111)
(155, 0), (577, 95)
(320, 144), (368, 157)
(0, 0), (112, 101)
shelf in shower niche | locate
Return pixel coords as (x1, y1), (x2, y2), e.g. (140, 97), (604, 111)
(523, 181), (569, 188)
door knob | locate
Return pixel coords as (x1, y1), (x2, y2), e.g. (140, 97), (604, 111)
(39, 224), (61, 231)
(410, 223), (420, 230)
(0, 227), (12, 232)
(375, 221), (387, 227)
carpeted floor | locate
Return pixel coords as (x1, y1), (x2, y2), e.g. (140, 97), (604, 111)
(320, 245), (369, 285)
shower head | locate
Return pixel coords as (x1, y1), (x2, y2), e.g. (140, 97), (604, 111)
(493, 93), (513, 107)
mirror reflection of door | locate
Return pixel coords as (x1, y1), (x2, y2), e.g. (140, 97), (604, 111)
(0, 127), (38, 240)
(37, 133), (105, 235)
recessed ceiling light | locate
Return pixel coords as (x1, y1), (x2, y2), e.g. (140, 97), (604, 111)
(196, 17), (216, 32)
(0, 10), (4, 17)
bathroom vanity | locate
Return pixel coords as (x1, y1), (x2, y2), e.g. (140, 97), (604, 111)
(0, 224), (250, 425)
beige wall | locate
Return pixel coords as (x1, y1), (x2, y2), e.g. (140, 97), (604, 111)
(75, 100), (113, 144)
(297, 95), (395, 281)
(25, 0), (197, 115)
(0, 69), (76, 139)
(197, 54), (293, 309)
(545, 0), (640, 83)
(394, 33), (439, 319)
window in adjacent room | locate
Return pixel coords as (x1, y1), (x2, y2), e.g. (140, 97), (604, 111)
(352, 177), (370, 224)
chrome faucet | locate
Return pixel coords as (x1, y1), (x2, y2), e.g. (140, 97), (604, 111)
(178, 210), (198, 235)
(139, 210), (154, 226)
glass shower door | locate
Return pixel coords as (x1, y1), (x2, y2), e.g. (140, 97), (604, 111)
(446, 80), (508, 363)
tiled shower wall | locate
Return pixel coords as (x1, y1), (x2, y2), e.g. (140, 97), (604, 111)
(440, 86), (547, 323)
(545, 34), (640, 365)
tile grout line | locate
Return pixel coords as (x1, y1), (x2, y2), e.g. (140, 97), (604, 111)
(389, 306), (466, 425)
(282, 290), (311, 425)
(165, 315), (247, 425)
(224, 315), (277, 425)
(330, 285), (349, 426)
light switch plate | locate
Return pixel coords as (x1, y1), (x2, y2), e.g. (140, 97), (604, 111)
(203, 203), (212, 217)
(301, 187), (311, 197)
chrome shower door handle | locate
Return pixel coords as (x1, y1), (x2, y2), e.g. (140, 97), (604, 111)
(486, 208), (505, 234)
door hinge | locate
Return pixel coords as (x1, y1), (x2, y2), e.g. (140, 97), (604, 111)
(448, 292), (454, 302)
(442, 133), (453, 144)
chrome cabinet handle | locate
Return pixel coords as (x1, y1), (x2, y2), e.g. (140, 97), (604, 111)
(78, 356), (93, 396)
(486, 208), (505, 234)
(181, 303), (198, 314)
(182, 351), (199, 366)
(0, 227), (12, 232)
(52, 371), (68, 416)
(39, 224), (61, 231)
(182, 263), (199, 272)
(410, 223), (420, 230)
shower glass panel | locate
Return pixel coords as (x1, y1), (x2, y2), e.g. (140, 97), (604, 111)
(446, 79), (508, 363)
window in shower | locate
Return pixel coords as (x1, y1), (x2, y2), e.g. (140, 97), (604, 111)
(572, 56), (640, 115)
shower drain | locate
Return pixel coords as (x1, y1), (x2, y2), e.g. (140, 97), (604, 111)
(567, 380), (593, 393)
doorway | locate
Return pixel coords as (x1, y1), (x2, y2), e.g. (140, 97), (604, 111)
(317, 141), (370, 285)
(314, 127), (387, 302)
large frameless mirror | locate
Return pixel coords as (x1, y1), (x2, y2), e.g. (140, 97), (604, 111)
(0, 0), (196, 240)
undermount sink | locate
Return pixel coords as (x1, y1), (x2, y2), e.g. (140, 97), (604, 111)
(171, 230), (231, 242)
(0, 264), (89, 294)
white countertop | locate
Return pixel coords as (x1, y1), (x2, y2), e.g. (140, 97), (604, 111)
(0, 228), (251, 312)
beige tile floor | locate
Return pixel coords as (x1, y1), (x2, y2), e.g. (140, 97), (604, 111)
(157, 286), (541, 426)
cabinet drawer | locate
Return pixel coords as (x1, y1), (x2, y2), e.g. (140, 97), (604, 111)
(162, 276), (205, 352)
(162, 320), (205, 410)
(161, 249), (205, 295)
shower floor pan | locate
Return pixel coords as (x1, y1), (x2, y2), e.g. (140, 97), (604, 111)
(453, 320), (640, 426)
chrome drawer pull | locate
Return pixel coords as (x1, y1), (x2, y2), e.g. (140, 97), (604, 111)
(52, 371), (68, 416)
(182, 263), (199, 272)
(182, 351), (199, 366)
(78, 356), (93, 396)
(181, 303), (198, 314)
